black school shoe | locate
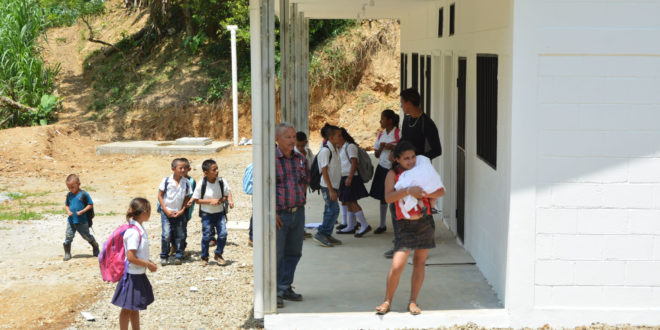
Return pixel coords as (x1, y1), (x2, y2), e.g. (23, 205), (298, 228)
(354, 225), (372, 237)
(281, 288), (303, 301)
(336, 224), (347, 230)
(277, 296), (284, 308)
(374, 226), (387, 234)
(336, 227), (356, 234)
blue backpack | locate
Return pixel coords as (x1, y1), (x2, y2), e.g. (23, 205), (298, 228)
(243, 163), (253, 195)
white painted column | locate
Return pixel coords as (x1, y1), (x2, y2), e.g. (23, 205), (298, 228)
(279, 0), (289, 123)
(296, 11), (304, 131)
(227, 25), (239, 146)
(289, 3), (298, 127)
(249, 0), (277, 318)
(302, 17), (310, 134)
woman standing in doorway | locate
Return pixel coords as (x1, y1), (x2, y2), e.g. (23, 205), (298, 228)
(375, 141), (445, 315)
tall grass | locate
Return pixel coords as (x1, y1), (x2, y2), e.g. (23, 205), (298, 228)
(0, 0), (59, 128)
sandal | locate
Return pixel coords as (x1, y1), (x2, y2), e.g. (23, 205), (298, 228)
(375, 300), (391, 315)
(408, 300), (421, 315)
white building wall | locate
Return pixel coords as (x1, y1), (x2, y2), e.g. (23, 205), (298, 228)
(399, 0), (513, 302)
(510, 0), (660, 325)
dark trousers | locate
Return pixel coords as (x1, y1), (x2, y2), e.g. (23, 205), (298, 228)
(276, 208), (305, 295)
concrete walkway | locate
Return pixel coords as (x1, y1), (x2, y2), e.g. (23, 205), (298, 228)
(266, 180), (504, 329)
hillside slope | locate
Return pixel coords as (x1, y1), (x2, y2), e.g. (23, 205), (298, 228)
(38, 1), (399, 146)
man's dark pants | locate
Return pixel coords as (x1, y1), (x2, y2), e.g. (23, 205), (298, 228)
(276, 207), (305, 296)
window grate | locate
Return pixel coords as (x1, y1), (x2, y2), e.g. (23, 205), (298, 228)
(476, 54), (498, 169)
(449, 4), (455, 36)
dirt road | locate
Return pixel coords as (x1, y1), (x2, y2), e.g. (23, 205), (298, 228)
(0, 125), (257, 328)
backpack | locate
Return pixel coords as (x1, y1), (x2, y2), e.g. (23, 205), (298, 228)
(345, 143), (375, 183)
(156, 177), (189, 213)
(98, 224), (142, 283)
(199, 177), (228, 217)
(309, 147), (331, 192)
(81, 191), (95, 228)
(243, 163), (253, 195)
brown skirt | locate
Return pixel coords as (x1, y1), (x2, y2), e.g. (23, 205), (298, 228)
(394, 214), (436, 251)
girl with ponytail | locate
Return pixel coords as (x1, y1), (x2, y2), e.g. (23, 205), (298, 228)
(112, 197), (157, 330)
(369, 109), (401, 234)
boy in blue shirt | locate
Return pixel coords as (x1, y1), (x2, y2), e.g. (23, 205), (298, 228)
(63, 174), (99, 261)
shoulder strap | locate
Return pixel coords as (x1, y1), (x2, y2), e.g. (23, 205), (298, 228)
(200, 178), (207, 199)
(128, 224), (142, 246)
(378, 131), (383, 141)
(219, 178), (225, 198)
(163, 177), (169, 197)
(394, 128), (400, 142)
(81, 191), (88, 206)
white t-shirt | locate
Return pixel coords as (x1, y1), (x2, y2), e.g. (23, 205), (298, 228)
(159, 175), (192, 212)
(124, 219), (149, 275)
(317, 141), (342, 189)
(374, 128), (400, 169)
(192, 177), (231, 214)
(294, 145), (315, 171)
(340, 143), (359, 176)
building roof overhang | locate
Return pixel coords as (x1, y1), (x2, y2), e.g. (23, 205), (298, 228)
(275, 0), (431, 19)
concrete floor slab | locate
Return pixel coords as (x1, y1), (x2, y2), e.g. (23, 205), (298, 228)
(96, 140), (231, 155)
(266, 187), (504, 327)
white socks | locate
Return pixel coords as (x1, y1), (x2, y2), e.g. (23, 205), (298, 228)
(355, 211), (368, 232)
(340, 212), (357, 232)
(379, 204), (388, 228)
(341, 205), (348, 226)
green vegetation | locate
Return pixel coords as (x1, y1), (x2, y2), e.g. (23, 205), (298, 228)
(0, 0), (59, 128)
(1, 0), (357, 120)
(7, 191), (52, 200)
(0, 210), (42, 221)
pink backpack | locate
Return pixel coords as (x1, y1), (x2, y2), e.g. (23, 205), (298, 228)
(98, 224), (142, 282)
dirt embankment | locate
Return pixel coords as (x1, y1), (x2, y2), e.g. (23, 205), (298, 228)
(41, 1), (399, 145)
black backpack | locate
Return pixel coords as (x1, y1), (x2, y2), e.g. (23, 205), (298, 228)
(309, 147), (331, 192)
(199, 177), (228, 217)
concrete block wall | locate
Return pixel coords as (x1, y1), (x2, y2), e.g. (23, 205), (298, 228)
(532, 0), (660, 308)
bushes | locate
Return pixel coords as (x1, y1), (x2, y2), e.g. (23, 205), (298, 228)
(0, 0), (60, 128)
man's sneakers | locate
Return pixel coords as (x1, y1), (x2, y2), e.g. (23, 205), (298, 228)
(173, 258), (183, 265)
(214, 254), (227, 266)
(277, 288), (303, 308)
(281, 287), (303, 301)
(201, 257), (209, 267)
(313, 233), (334, 247)
(161, 258), (169, 266)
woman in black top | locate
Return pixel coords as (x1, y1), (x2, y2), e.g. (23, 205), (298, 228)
(400, 88), (442, 160)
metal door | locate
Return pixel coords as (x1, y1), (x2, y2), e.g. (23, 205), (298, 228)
(456, 57), (467, 243)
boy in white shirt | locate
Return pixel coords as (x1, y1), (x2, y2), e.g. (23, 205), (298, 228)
(157, 158), (192, 266)
(313, 125), (344, 247)
(188, 159), (234, 266)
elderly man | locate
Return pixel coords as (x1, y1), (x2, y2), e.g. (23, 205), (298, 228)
(274, 122), (310, 308)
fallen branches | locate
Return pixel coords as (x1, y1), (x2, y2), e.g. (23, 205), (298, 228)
(0, 96), (37, 113)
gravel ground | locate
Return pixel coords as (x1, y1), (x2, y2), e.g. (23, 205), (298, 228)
(63, 148), (263, 329)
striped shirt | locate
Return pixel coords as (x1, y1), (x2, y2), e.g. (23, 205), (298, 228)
(276, 146), (310, 211)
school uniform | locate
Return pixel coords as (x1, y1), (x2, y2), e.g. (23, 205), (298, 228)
(316, 141), (342, 236)
(192, 177), (231, 259)
(369, 128), (400, 202)
(111, 220), (154, 311)
(338, 143), (369, 202)
(294, 145), (315, 171)
(158, 175), (192, 260)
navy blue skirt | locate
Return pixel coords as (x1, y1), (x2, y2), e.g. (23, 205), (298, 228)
(369, 165), (390, 202)
(338, 176), (369, 202)
(112, 273), (154, 311)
